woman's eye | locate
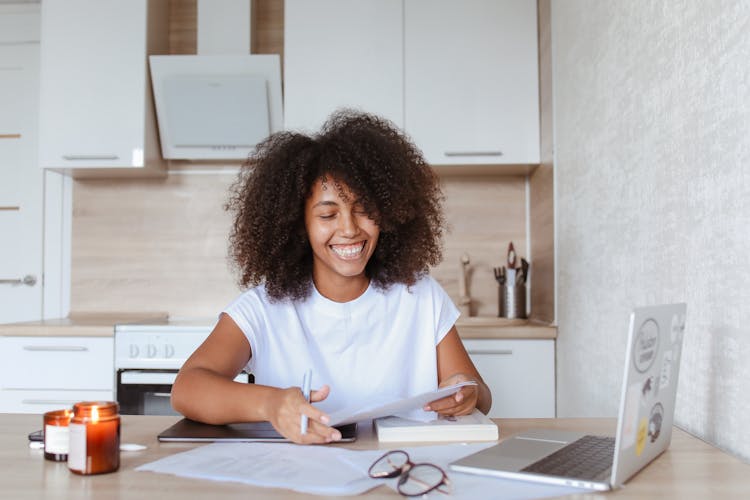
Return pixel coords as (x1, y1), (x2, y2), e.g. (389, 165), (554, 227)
(319, 213), (336, 220)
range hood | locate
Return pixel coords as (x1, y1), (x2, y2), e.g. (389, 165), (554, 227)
(148, 0), (282, 160)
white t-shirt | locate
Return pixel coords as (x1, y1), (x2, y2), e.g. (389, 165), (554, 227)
(223, 275), (459, 414)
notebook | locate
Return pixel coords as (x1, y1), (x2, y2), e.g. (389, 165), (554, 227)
(157, 418), (357, 443)
(450, 303), (687, 491)
(374, 409), (498, 442)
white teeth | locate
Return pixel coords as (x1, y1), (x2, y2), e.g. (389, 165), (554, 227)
(331, 242), (366, 259)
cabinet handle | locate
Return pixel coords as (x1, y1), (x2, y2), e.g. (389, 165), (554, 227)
(23, 345), (89, 352)
(0, 275), (37, 286)
(0, 206), (20, 211)
(468, 349), (513, 355)
(444, 151), (503, 157)
(62, 154), (119, 161)
(22, 399), (81, 405)
(0, 133), (21, 139)
(150, 392), (172, 398)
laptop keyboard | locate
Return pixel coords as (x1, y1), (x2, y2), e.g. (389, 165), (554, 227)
(521, 435), (615, 481)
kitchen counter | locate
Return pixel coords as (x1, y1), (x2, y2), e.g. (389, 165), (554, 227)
(0, 313), (555, 339)
(1, 414), (746, 499)
(0, 312), (168, 337)
(455, 317), (556, 339)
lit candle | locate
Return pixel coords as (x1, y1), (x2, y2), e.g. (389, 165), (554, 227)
(43, 409), (72, 462)
(68, 401), (120, 475)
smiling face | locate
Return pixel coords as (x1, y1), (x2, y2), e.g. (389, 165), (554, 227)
(304, 176), (380, 301)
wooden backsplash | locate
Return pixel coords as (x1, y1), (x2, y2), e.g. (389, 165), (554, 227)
(71, 174), (527, 318)
(69, 0), (546, 320)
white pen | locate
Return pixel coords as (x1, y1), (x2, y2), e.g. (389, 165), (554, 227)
(300, 369), (312, 435)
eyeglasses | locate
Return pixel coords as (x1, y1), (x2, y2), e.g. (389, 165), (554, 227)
(368, 450), (452, 497)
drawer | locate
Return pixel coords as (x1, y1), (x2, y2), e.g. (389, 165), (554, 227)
(463, 339), (555, 418)
(0, 336), (114, 391)
(0, 389), (114, 414)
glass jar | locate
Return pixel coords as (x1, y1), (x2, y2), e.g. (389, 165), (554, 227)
(43, 409), (72, 462)
(68, 401), (120, 475)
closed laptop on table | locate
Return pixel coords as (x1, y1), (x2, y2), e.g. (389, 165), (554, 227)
(158, 418), (357, 443)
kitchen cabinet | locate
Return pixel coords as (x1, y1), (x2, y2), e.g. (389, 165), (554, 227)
(37, 0), (168, 177)
(283, 0), (539, 167)
(404, 0), (540, 166)
(283, 0), (403, 132)
(464, 338), (554, 418)
(0, 336), (114, 413)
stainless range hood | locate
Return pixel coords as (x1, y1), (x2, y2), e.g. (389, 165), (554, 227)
(148, 0), (282, 160)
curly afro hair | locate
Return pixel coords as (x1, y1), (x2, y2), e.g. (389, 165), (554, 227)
(225, 110), (446, 301)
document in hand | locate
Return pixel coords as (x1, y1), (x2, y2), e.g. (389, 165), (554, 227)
(327, 381), (478, 426)
(374, 409), (499, 442)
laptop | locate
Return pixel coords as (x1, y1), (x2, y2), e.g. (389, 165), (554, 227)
(158, 418), (357, 443)
(450, 303), (687, 491)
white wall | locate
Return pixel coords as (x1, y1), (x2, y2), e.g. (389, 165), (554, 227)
(552, 0), (750, 462)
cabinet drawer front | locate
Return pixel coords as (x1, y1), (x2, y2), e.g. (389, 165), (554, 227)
(464, 339), (555, 418)
(0, 389), (114, 414)
(0, 337), (114, 391)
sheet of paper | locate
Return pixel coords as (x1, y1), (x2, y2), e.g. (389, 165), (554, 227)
(136, 442), (379, 496)
(138, 439), (595, 499)
(339, 442), (596, 500)
(328, 381), (478, 426)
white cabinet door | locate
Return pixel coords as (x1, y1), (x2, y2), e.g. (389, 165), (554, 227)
(283, 0), (403, 132)
(404, 0), (540, 166)
(464, 339), (554, 418)
(0, 7), (43, 324)
(0, 336), (115, 414)
(38, 0), (166, 174)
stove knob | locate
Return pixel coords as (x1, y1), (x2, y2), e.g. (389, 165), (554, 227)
(129, 344), (139, 358)
(146, 344), (157, 358)
(164, 344), (175, 359)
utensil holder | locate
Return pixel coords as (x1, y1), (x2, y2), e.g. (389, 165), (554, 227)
(498, 283), (527, 319)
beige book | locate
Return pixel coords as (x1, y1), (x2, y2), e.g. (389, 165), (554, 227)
(374, 410), (499, 443)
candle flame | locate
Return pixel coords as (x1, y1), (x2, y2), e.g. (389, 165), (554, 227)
(91, 405), (99, 423)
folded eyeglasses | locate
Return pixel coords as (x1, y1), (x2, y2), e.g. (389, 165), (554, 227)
(368, 449), (452, 497)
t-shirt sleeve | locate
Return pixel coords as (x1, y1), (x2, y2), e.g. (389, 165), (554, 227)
(426, 276), (460, 345)
(222, 289), (264, 373)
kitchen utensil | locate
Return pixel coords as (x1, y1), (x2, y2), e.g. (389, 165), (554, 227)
(507, 268), (516, 287)
(506, 242), (517, 269)
(493, 266), (506, 285)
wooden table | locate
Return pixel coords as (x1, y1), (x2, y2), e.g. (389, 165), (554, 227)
(1, 414), (747, 499)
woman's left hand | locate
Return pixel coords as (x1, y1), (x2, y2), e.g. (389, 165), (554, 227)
(424, 373), (479, 416)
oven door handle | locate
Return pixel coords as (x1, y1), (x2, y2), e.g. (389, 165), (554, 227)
(118, 370), (250, 385)
(119, 371), (178, 385)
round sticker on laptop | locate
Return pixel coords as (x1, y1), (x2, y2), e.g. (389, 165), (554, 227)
(648, 403), (664, 443)
(633, 319), (659, 373)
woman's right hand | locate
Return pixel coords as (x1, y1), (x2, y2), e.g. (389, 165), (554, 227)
(266, 384), (342, 444)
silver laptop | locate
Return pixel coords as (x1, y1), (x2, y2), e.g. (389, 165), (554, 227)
(450, 303), (687, 491)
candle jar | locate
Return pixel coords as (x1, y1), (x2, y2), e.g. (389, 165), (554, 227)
(43, 409), (72, 462)
(68, 401), (120, 475)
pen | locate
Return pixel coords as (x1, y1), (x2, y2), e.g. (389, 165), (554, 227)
(300, 369), (312, 435)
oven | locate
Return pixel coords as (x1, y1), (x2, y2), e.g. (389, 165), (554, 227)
(114, 319), (249, 415)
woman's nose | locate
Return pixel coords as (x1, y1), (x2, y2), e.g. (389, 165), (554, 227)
(338, 211), (359, 237)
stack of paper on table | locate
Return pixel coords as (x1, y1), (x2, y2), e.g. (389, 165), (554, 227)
(374, 409), (499, 442)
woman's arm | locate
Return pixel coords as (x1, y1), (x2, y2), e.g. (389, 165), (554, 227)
(428, 326), (492, 415)
(171, 313), (340, 443)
